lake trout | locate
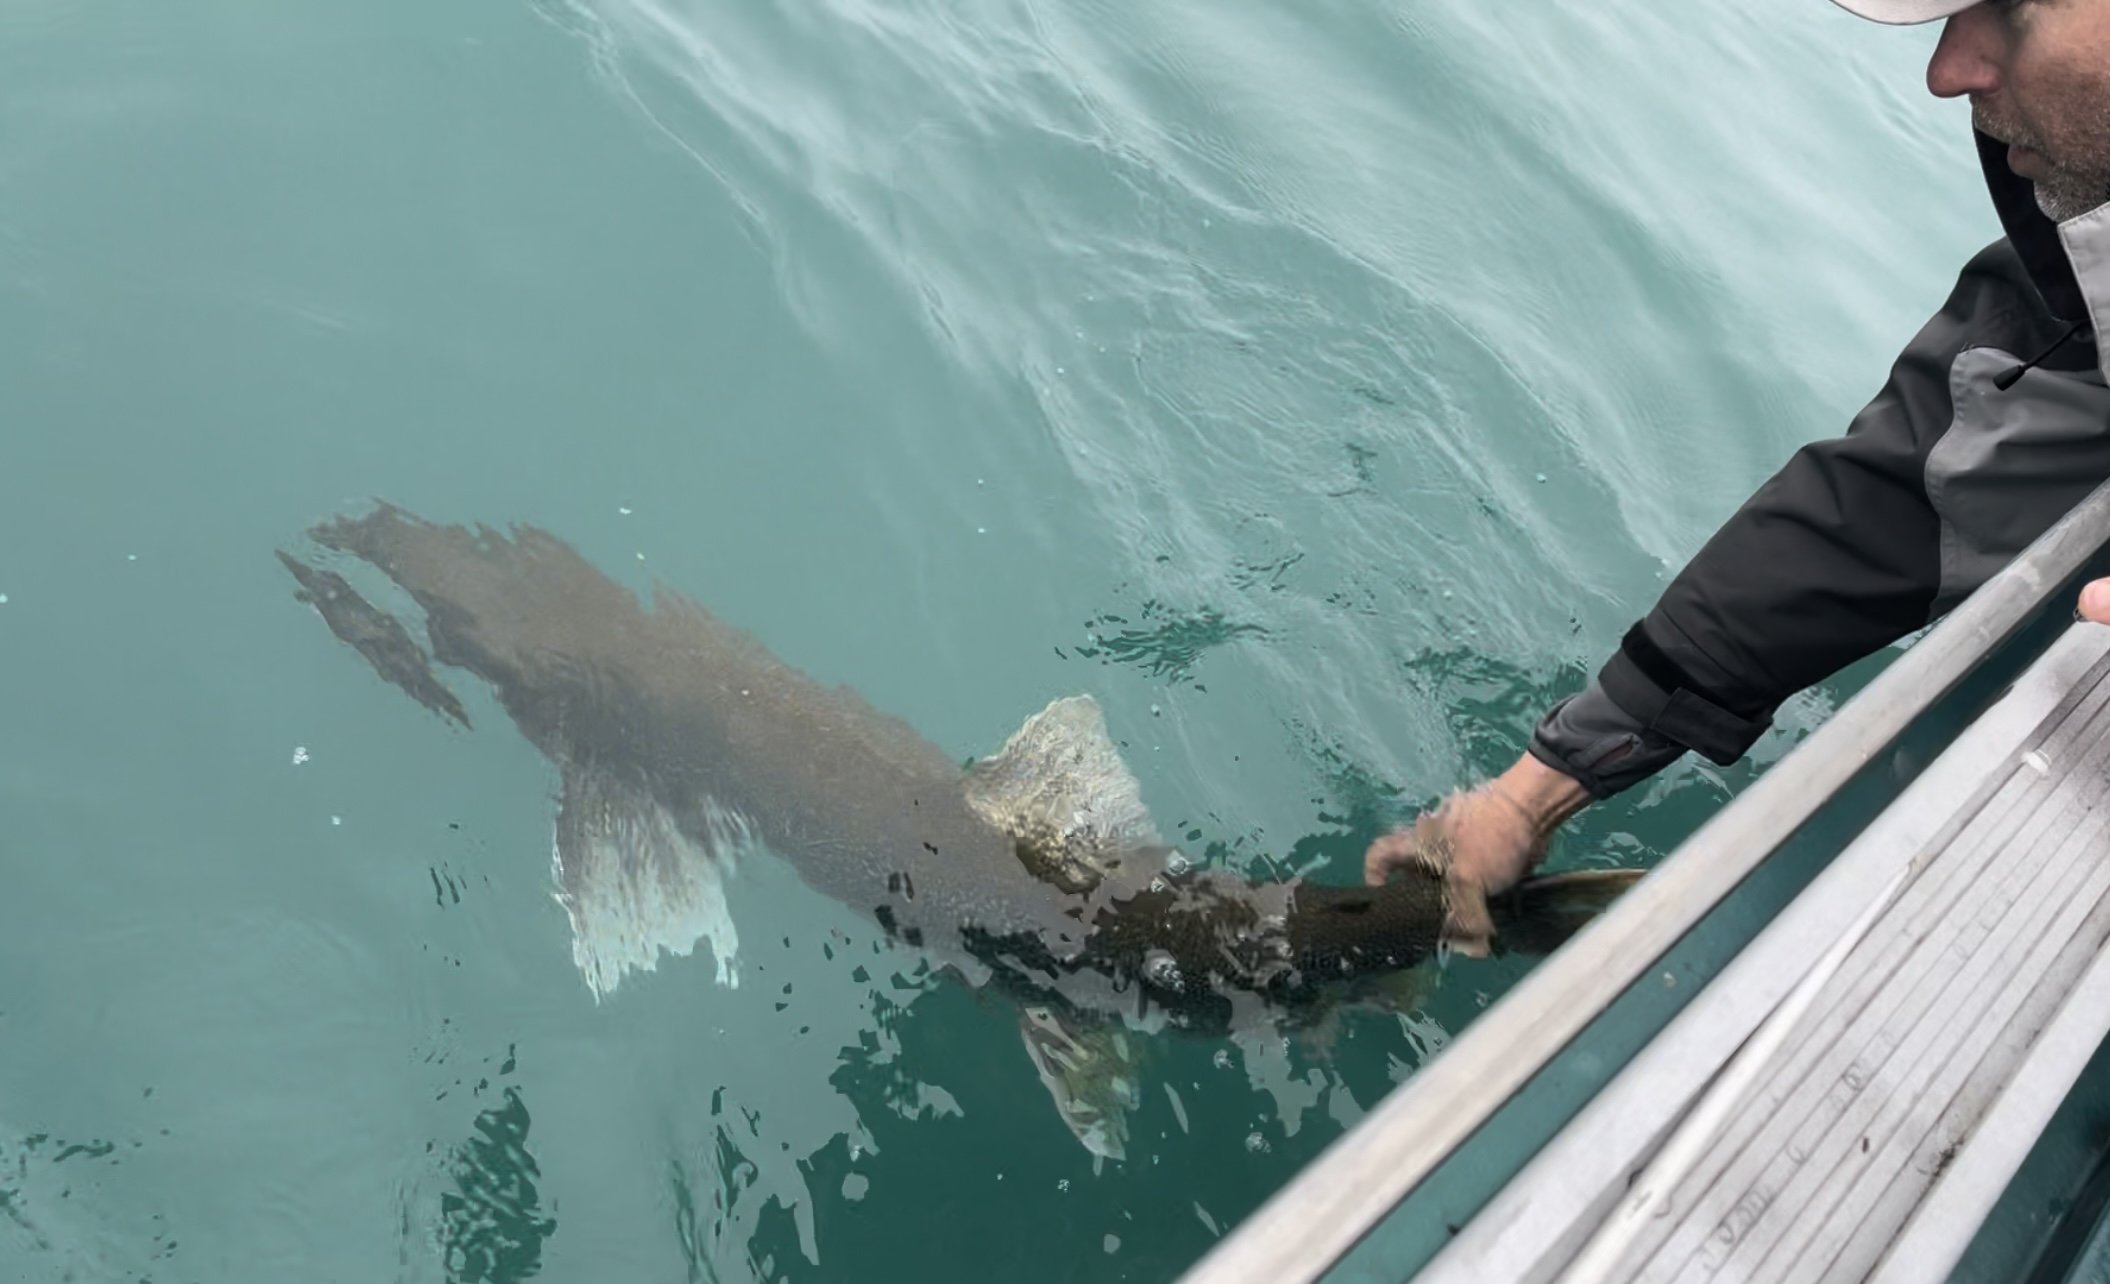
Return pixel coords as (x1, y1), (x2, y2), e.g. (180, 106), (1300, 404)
(280, 504), (1638, 1157)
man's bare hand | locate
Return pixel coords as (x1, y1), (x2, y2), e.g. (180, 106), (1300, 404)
(1363, 754), (1592, 957)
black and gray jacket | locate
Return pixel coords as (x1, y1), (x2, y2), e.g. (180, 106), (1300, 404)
(1535, 131), (2110, 797)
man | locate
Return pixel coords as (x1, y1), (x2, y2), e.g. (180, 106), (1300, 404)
(1366, 0), (2110, 953)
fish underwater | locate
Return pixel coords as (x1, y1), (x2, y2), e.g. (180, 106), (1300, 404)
(279, 504), (1639, 1158)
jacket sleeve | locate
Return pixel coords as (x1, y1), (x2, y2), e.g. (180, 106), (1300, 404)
(1531, 241), (2042, 797)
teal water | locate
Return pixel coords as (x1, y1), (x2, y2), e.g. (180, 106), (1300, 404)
(2, 2), (1992, 1280)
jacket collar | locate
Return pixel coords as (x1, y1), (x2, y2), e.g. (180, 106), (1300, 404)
(1978, 127), (2089, 321)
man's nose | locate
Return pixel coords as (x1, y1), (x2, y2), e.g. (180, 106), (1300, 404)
(1927, 8), (2003, 99)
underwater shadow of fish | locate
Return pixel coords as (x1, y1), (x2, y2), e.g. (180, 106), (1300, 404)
(280, 503), (1641, 1159)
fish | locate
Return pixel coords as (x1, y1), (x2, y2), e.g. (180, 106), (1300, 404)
(279, 503), (1640, 1158)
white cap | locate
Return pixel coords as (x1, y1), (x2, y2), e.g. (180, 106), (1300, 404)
(1830, 0), (1977, 23)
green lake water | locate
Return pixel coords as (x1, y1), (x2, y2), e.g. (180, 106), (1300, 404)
(1, 1), (1995, 1280)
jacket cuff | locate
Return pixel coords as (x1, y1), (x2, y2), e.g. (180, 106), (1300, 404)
(1598, 623), (1772, 766)
(1528, 685), (1690, 799)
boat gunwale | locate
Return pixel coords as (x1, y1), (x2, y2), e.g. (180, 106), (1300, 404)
(1179, 479), (2110, 1284)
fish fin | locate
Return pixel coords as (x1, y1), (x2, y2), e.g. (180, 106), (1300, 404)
(1492, 869), (1646, 958)
(1292, 960), (1439, 1062)
(277, 549), (473, 727)
(1016, 1005), (1143, 1161)
(550, 763), (747, 1000)
(1292, 1004), (1346, 1063)
(962, 696), (1161, 893)
(1350, 961), (1439, 1016)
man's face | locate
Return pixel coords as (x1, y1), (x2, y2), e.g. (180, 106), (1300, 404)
(1931, 0), (2110, 221)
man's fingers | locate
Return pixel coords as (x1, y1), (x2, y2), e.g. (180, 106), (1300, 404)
(1440, 876), (1496, 960)
(1363, 829), (1418, 886)
(2082, 578), (2110, 624)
